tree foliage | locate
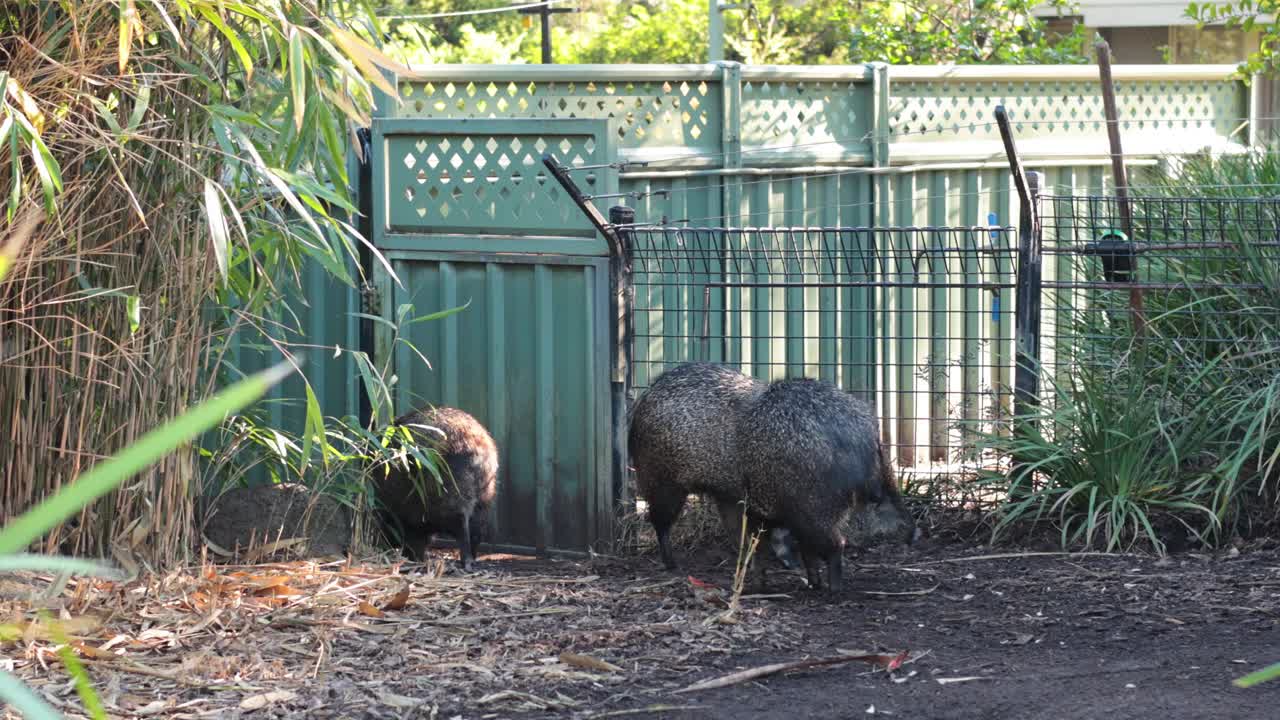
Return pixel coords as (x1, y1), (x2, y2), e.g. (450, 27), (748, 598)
(0, 0), (404, 563)
(1187, 1), (1280, 76)
(374, 0), (1090, 66)
(843, 0), (1091, 64)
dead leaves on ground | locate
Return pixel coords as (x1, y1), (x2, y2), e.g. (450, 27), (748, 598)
(3, 557), (936, 718)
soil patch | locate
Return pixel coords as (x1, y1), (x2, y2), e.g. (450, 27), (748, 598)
(5, 537), (1277, 719)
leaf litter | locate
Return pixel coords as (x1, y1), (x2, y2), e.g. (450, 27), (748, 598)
(4, 537), (1278, 719)
(0, 553), (846, 718)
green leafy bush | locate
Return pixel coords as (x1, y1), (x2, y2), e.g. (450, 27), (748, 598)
(980, 352), (1223, 552)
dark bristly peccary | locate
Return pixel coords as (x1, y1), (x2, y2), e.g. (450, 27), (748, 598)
(370, 406), (498, 571)
(201, 483), (351, 560)
(738, 377), (917, 592)
(628, 362), (798, 570)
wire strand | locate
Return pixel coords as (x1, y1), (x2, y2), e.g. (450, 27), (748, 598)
(630, 185), (1023, 227)
(379, 0), (573, 21)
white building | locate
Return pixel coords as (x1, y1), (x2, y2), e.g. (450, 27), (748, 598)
(1032, 1), (1267, 63)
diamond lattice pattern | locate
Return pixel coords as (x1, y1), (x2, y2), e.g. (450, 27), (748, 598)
(399, 80), (718, 152)
(388, 133), (602, 234)
(740, 80), (870, 152)
(889, 79), (1240, 141)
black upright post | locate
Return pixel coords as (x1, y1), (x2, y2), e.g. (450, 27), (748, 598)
(608, 205), (636, 529)
(1014, 171), (1043, 422)
(519, 3), (577, 64)
(994, 106), (1043, 425)
(354, 126), (375, 429)
(539, 8), (552, 64)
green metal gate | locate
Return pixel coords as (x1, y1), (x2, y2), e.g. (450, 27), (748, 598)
(368, 117), (619, 554)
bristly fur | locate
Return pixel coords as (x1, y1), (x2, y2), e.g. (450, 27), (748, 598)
(737, 377), (914, 591)
(371, 406), (498, 571)
(627, 363), (773, 570)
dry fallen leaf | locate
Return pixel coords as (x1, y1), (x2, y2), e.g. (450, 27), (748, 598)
(676, 651), (909, 693)
(244, 538), (307, 564)
(72, 641), (118, 660)
(358, 601), (386, 619)
(559, 651), (623, 673)
(378, 690), (423, 708)
(131, 699), (176, 716)
(383, 584), (412, 611)
(239, 689), (298, 710)
(255, 585), (306, 598)
(11, 615), (102, 642)
(243, 575), (291, 590)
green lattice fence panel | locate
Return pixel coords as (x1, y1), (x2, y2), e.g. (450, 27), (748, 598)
(393, 70), (723, 163)
(373, 118), (615, 252)
(888, 68), (1248, 163)
(739, 71), (875, 165)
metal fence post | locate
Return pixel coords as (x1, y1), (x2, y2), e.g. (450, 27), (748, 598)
(608, 205), (636, 521)
(353, 126), (375, 429)
(1014, 171), (1044, 423)
(719, 61), (742, 227)
(995, 105), (1043, 423)
(870, 62), (891, 170)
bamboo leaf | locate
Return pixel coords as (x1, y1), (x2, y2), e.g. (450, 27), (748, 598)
(208, 103), (274, 130)
(319, 85), (370, 126)
(0, 362), (296, 555)
(6, 75), (45, 133)
(126, 294), (141, 334)
(226, 125), (326, 245)
(0, 554), (123, 578)
(1235, 662), (1280, 688)
(329, 27), (399, 101)
(203, 178), (229, 283)
(27, 134), (58, 214)
(126, 84), (151, 135)
(330, 26), (411, 75)
(301, 382), (326, 472)
(147, 0), (184, 48)
(403, 300), (472, 327)
(194, 4), (253, 83)
(119, 0), (137, 73)
(288, 26), (306, 132)
(88, 96), (124, 135)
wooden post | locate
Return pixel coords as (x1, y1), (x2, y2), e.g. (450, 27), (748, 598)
(1095, 39), (1146, 336)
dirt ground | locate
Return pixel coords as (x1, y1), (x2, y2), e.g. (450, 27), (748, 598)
(4, 527), (1278, 720)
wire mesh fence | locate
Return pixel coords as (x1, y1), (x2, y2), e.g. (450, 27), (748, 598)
(1039, 194), (1280, 392)
(626, 224), (1021, 488)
